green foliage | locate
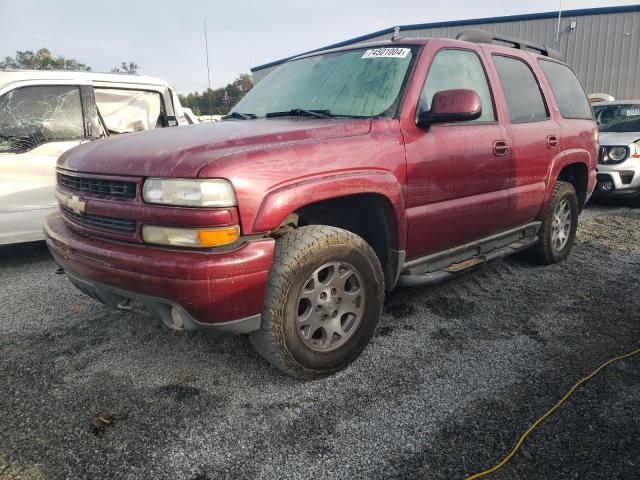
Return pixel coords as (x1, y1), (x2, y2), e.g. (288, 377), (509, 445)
(111, 62), (139, 74)
(179, 73), (254, 115)
(0, 48), (90, 71)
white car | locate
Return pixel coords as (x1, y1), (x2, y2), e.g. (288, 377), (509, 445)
(0, 70), (190, 245)
(592, 100), (640, 207)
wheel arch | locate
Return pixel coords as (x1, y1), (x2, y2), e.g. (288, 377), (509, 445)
(253, 171), (406, 290)
(557, 162), (589, 210)
(544, 152), (592, 213)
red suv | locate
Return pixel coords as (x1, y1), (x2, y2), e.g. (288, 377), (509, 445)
(45, 31), (597, 378)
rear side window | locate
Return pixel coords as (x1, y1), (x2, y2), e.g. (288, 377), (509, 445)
(0, 85), (84, 153)
(539, 60), (593, 119)
(419, 49), (495, 122)
(493, 55), (548, 124)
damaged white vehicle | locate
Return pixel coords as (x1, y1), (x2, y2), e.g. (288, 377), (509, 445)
(0, 70), (192, 245)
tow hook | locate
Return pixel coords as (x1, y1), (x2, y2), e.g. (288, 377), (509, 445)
(116, 299), (146, 313)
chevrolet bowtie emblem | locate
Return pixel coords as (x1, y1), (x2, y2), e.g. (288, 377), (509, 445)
(67, 195), (86, 215)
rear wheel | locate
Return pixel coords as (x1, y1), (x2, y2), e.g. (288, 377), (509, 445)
(526, 181), (579, 265)
(250, 225), (384, 379)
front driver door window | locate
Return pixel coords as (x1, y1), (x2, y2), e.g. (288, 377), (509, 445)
(94, 88), (165, 134)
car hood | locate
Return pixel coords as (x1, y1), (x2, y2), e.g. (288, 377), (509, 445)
(58, 118), (372, 177)
(598, 131), (640, 146)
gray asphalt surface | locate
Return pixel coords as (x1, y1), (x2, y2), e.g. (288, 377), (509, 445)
(1, 204), (639, 480)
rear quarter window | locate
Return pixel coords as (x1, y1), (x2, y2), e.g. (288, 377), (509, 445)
(539, 60), (593, 120)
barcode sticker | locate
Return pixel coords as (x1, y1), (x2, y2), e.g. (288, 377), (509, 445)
(626, 109), (640, 116)
(361, 48), (410, 59)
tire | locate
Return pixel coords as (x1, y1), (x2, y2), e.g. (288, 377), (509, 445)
(250, 225), (384, 379)
(630, 191), (640, 208)
(525, 181), (579, 265)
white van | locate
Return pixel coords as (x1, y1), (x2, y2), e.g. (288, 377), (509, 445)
(0, 70), (192, 245)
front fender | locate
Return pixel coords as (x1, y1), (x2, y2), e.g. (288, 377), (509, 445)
(252, 170), (407, 251)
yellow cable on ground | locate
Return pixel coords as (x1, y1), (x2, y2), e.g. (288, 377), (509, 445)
(467, 345), (640, 480)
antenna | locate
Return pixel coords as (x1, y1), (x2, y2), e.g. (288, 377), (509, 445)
(556, 0), (563, 42)
(203, 18), (213, 118)
(391, 26), (401, 41)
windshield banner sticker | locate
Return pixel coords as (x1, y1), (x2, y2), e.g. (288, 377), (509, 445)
(361, 48), (410, 59)
(626, 109), (640, 116)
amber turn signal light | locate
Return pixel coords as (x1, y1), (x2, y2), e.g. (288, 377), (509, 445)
(142, 225), (240, 248)
(197, 227), (240, 247)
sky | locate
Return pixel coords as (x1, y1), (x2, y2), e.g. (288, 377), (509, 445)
(0, 0), (637, 94)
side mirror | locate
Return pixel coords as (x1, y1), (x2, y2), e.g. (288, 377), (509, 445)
(417, 89), (482, 128)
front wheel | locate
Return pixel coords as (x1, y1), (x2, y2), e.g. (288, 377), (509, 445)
(250, 225), (384, 379)
(525, 181), (579, 265)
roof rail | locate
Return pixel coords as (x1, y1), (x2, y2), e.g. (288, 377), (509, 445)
(456, 29), (563, 60)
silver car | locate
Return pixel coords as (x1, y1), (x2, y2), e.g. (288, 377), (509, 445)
(592, 100), (640, 206)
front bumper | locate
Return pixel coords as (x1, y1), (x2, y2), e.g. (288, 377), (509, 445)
(44, 213), (275, 333)
(594, 159), (640, 198)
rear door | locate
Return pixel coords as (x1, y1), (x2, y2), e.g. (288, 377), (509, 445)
(0, 82), (91, 244)
(489, 53), (560, 226)
(402, 44), (512, 259)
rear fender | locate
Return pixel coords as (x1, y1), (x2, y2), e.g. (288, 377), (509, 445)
(541, 148), (594, 211)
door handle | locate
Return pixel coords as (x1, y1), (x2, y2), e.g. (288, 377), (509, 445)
(493, 140), (509, 156)
(547, 135), (560, 149)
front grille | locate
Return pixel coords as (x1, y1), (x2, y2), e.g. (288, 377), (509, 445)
(61, 206), (136, 234)
(59, 173), (136, 199)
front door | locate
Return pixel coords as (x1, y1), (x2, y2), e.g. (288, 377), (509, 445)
(402, 47), (512, 259)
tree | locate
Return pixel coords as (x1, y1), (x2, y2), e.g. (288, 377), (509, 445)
(111, 62), (139, 74)
(0, 48), (90, 70)
(232, 73), (253, 94)
(178, 73), (254, 116)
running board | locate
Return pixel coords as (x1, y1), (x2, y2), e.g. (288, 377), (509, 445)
(397, 235), (538, 288)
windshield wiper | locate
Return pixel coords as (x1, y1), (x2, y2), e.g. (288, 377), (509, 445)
(265, 108), (335, 119)
(222, 111), (257, 120)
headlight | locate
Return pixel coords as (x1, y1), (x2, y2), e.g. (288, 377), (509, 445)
(143, 178), (237, 207)
(142, 225), (240, 248)
(608, 146), (628, 162)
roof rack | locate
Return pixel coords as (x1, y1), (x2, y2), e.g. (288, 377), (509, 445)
(456, 29), (563, 60)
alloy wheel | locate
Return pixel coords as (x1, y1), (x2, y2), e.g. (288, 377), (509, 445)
(295, 261), (365, 352)
(551, 199), (572, 251)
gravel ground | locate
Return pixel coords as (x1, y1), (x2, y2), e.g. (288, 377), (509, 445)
(1, 204), (639, 480)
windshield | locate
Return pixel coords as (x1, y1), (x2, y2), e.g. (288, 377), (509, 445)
(231, 46), (418, 118)
(593, 103), (640, 133)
